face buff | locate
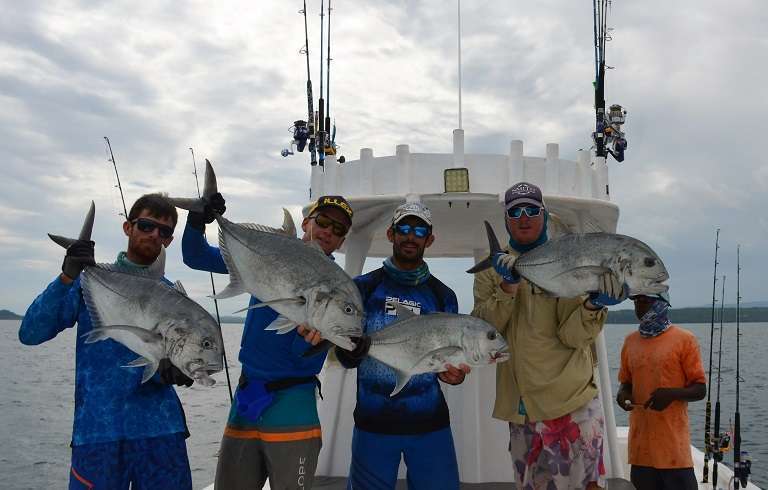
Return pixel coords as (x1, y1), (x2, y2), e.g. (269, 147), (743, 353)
(383, 257), (430, 286)
(638, 299), (672, 338)
(507, 210), (549, 254)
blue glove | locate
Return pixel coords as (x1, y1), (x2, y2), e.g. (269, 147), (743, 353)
(589, 272), (628, 307)
(492, 252), (520, 284)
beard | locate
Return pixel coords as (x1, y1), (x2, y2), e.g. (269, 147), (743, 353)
(392, 240), (425, 266)
(128, 235), (162, 264)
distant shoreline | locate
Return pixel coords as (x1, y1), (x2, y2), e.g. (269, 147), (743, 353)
(0, 310), (22, 320)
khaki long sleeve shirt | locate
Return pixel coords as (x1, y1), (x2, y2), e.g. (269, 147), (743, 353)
(471, 258), (607, 424)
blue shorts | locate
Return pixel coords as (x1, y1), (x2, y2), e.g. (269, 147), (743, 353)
(348, 427), (459, 490)
(69, 433), (191, 490)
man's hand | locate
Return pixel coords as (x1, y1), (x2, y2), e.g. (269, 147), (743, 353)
(438, 364), (471, 385)
(297, 324), (324, 346)
(158, 358), (194, 387)
(61, 239), (96, 282)
(492, 252), (520, 284)
(644, 387), (678, 411)
(616, 389), (634, 412)
(588, 271), (628, 308)
(187, 192), (226, 231)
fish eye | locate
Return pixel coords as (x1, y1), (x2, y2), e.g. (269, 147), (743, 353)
(487, 331), (497, 341)
(343, 304), (354, 315)
(202, 339), (213, 349)
(643, 257), (656, 267)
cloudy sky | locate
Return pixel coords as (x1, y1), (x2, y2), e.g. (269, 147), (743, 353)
(1, 0), (766, 318)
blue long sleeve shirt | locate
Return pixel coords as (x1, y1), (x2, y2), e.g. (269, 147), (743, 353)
(350, 268), (459, 435)
(181, 224), (326, 382)
(18, 267), (187, 446)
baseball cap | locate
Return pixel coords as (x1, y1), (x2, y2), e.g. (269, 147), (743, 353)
(392, 202), (433, 227)
(504, 182), (544, 210)
(307, 195), (353, 225)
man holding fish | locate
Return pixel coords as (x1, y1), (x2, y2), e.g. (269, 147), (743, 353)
(180, 184), (358, 490)
(19, 194), (194, 490)
(471, 182), (634, 490)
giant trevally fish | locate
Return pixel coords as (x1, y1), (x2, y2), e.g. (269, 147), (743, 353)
(367, 304), (510, 396)
(468, 220), (669, 298)
(49, 202), (225, 386)
(170, 160), (364, 351)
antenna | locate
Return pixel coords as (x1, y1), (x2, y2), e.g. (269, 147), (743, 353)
(457, 0), (463, 129)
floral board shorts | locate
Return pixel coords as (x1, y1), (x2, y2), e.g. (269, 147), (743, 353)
(508, 396), (605, 490)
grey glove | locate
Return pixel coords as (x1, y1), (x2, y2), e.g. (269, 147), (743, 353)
(62, 240), (95, 279)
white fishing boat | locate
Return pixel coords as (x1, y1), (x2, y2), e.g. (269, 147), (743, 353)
(205, 130), (759, 489)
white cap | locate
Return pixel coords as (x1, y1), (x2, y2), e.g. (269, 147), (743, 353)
(392, 202), (433, 226)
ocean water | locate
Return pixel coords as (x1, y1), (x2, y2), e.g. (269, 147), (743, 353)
(2, 319), (766, 489)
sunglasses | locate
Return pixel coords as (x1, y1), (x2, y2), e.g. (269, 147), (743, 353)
(507, 206), (543, 219)
(311, 213), (349, 237)
(394, 223), (430, 238)
(131, 218), (174, 239)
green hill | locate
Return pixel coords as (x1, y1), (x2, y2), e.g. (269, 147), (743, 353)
(0, 310), (23, 320)
(607, 307), (768, 324)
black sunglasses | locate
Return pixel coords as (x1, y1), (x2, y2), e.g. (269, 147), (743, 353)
(131, 218), (174, 239)
(311, 213), (349, 237)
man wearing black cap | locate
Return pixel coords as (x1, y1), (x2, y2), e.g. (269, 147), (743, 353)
(471, 182), (627, 490)
(181, 193), (353, 490)
(617, 293), (705, 490)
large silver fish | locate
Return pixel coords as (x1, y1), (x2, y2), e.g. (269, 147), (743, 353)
(468, 221), (669, 298)
(170, 160), (364, 351)
(49, 202), (224, 386)
(367, 304), (510, 396)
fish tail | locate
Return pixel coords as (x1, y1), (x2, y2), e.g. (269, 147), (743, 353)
(168, 160), (219, 212)
(466, 220), (501, 274)
(48, 201), (95, 249)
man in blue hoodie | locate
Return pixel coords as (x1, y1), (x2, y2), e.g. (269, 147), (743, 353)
(323, 202), (469, 490)
(181, 193), (354, 490)
(19, 193), (193, 490)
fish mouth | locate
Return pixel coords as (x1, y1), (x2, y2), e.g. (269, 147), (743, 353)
(489, 348), (510, 363)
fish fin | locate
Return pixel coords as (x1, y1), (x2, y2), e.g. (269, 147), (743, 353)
(281, 208), (297, 237)
(123, 356), (151, 368)
(466, 221), (501, 273)
(141, 361), (160, 383)
(390, 370), (412, 397)
(82, 325), (163, 345)
(173, 280), (188, 296)
(231, 298), (303, 315)
(212, 281), (246, 300)
(48, 234), (77, 249)
(168, 197), (206, 213)
(302, 340), (333, 358)
(412, 347), (463, 372)
(238, 222), (286, 234)
(202, 159), (219, 200)
(393, 302), (417, 320)
(145, 247), (166, 278)
(265, 315), (299, 333)
(48, 201), (96, 249)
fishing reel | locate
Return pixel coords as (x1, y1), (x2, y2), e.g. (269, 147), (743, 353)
(734, 451), (752, 487)
(593, 104), (628, 163)
(712, 431), (731, 462)
(281, 120), (310, 157)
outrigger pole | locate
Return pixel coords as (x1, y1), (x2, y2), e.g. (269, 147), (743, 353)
(103, 136), (128, 219)
(317, 0), (326, 167)
(189, 148), (233, 402)
(326, 0), (332, 138)
(702, 228), (720, 483)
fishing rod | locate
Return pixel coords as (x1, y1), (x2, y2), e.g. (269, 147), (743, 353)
(190, 148), (233, 402)
(301, 0), (317, 166)
(103, 136), (128, 219)
(712, 274), (728, 485)
(317, 0), (326, 167)
(326, 0), (332, 120)
(733, 245), (751, 488)
(702, 228), (720, 483)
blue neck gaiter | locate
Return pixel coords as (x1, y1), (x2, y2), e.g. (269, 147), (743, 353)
(507, 210), (549, 253)
(383, 257), (431, 286)
(638, 300), (672, 338)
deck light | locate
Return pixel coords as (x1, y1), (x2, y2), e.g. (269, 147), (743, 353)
(444, 168), (470, 193)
